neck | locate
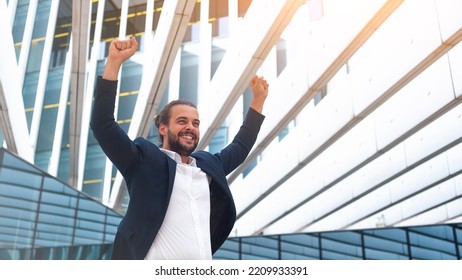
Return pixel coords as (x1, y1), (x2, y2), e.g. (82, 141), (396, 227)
(162, 146), (191, 164)
(180, 155), (190, 164)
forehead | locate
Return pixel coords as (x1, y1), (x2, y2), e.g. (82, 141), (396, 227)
(170, 104), (199, 120)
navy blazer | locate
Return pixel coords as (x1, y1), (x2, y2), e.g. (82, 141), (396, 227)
(90, 77), (265, 259)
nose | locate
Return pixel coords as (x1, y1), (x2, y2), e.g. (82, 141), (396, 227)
(185, 121), (199, 137)
(185, 121), (195, 130)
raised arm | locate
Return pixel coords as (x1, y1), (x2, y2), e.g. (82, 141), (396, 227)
(90, 38), (140, 177)
(214, 76), (269, 174)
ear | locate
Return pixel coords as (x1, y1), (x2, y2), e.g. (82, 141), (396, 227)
(158, 123), (167, 137)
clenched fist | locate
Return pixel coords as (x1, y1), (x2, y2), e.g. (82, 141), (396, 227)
(103, 37), (139, 80)
(249, 75), (269, 113)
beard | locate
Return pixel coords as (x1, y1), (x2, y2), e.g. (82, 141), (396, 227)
(166, 129), (198, 157)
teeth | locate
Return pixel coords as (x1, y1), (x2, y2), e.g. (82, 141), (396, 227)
(182, 135), (193, 140)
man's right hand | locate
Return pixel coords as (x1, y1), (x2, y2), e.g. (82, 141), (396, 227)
(103, 37), (139, 81)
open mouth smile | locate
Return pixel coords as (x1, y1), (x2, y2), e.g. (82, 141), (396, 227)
(179, 132), (196, 141)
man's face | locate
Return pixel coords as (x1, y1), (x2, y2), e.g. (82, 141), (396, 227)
(160, 104), (200, 157)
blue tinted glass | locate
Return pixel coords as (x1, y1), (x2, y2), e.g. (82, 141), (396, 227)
(363, 228), (408, 242)
(365, 248), (409, 260)
(281, 241), (320, 259)
(322, 231), (362, 245)
(281, 233), (320, 248)
(411, 246), (457, 260)
(364, 234), (408, 256)
(1, 152), (42, 174)
(241, 236), (279, 259)
(409, 231), (457, 259)
(321, 237), (363, 259)
(411, 225), (455, 241)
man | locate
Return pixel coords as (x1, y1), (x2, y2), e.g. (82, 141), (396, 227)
(90, 37), (268, 259)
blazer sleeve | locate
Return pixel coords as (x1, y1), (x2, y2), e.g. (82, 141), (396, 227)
(90, 76), (141, 178)
(216, 108), (265, 175)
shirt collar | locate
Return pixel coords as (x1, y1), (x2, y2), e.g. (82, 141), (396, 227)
(160, 148), (197, 167)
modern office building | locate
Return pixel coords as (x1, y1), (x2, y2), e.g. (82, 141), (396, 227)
(0, 0), (461, 259)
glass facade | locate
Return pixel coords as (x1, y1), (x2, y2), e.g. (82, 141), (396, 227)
(0, 148), (121, 260)
(216, 225), (462, 260)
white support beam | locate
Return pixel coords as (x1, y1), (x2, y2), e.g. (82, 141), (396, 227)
(29, 0), (60, 156)
(102, 0), (126, 205)
(197, 0), (305, 150)
(197, 0), (212, 133)
(110, 0), (196, 209)
(144, 0), (155, 47)
(227, 0), (404, 183)
(0, 0), (33, 162)
(17, 0), (38, 90)
(7, 0), (18, 28)
(69, 0), (91, 188)
(128, 0), (196, 139)
(48, 38), (73, 176)
(79, 0), (107, 192)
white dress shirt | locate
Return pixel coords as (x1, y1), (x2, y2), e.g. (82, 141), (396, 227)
(144, 149), (212, 260)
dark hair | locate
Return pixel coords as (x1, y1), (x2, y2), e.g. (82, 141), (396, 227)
(154, 99), (197, 145)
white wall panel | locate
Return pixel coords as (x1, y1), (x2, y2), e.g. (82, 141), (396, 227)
(232, 163), (321, 236)
(346, 142), (462, 230)
(233, 51), (460, 236)
(232, 125), (300, 214)
(399, 180), (456, 218)
(395, 205), (449, 227)
(253, 63), (310, 143)
(347, 200), (405, 230)
(351, 144), (407, 196)
(448, 42), (462, 98)
(230, 0), (462, 237)
(351, 0), (441, 115)
(297, 80), (355, 162)
(434, 0), (462, 42)
(456, 174), (462, 196)
(309, 183), (353, 221)
(389, 153), (449, 203)
(373, 55), (455, 150)
(303, 185), (393, 232)
(446, 197), (462, 221)
(305, 0), (386, 84)
(263, 203), (316, 234)
(447, 141), (462, 175)
(319, 117), (376, 185)
(404, 104), (462, 167)
(304, 142), (461, 233)
(233, 150), (326, 236)
(227, 0), (403, 184)
(232, 74), (355, 220)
